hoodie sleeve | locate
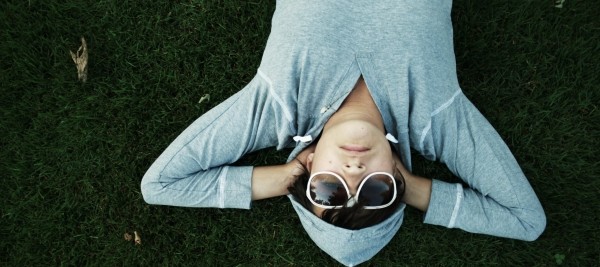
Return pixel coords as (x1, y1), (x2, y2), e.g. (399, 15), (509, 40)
(141, 75), (281, 209)
(417, 92), (546, 241)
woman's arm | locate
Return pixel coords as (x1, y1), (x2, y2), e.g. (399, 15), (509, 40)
(415, 93), (546, 241)
(141, 75), (283, 209)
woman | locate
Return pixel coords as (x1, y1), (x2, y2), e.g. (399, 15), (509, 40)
(141, 1), (546, 265)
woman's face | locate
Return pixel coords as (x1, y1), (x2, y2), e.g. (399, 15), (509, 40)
(307, 119), (395, 216)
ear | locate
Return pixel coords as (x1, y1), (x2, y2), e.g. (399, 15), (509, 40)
(306, 153), (314, 173)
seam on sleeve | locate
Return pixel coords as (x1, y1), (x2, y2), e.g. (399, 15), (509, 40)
(218, 167), (229, 208)
(257, 69), (293, 122)
(418, 122), (432, 151)
(448, 183), (463, 228)
(418, 89), (462, 150)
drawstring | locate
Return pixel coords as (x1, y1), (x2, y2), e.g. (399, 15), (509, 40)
(386, 133), (398, 143)
(293, 135), (313, 143)
(294, 134), (396, 144)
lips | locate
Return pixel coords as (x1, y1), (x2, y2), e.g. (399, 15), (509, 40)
(341, 145), (370, 152)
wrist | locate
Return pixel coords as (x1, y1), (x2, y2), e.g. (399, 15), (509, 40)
(251, 162), (305, 201)
(401, 174), (432, 212)
(251, 164), (289, 200)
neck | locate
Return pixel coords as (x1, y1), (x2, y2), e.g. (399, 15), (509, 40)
(324, 77), (385, 132)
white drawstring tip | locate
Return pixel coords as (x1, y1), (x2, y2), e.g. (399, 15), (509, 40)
(293, 135), (313, 143)
(386, 133), (399, 143)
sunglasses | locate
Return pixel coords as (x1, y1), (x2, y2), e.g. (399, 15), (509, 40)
(306, 171), (398, 209)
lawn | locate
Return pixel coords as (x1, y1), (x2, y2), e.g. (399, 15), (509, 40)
(1, 0), (598, 265)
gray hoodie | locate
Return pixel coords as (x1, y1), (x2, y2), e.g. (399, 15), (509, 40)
(141, 1), (546, 266)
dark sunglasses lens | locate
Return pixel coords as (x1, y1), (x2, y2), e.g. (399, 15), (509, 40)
(358, 174), (395, 206)
(309, 174), (347, 206)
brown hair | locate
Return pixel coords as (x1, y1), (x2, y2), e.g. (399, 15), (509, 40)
(287, 164), (406, 230)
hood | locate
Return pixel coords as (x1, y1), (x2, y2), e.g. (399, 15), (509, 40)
(288, 195), (405, 266)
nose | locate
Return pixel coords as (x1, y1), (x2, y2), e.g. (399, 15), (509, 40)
(342, 159), (366, 187)
(343, 162), (364, 173)
(343, 155), (365, 168)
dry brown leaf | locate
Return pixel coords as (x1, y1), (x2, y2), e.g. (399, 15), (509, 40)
(124, 232), (133, 241)
(134, 231), (141, 245)
(69, 37), (88, 82)
(198, 94), (210, 104)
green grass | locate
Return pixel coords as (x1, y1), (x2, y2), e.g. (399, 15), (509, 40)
(1, 0), (598, 265)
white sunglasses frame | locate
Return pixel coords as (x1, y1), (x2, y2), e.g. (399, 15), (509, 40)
(305, 171), (397, 210)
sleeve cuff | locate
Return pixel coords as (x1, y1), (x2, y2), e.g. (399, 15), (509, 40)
(220, 166), (253, 209)
(423, 179), (463, 228)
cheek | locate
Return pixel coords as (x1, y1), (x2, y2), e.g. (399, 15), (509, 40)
(312, 150), (338, 170)
(315, 159), (336, 171)
(368, 157), (395, 172)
